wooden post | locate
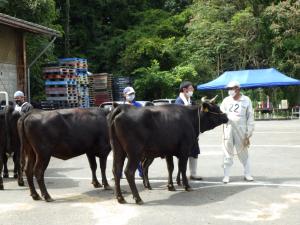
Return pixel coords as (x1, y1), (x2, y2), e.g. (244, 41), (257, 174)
(15, 31), (27, 95)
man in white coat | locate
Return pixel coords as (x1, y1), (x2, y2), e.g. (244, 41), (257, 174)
(220, 81), (254, 183)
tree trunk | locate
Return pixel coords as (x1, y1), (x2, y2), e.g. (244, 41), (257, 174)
(64, 0), (70, 57)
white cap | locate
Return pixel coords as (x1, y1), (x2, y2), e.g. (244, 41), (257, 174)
(14, 91), (25, 98)
(226, 80), (240, 88)
(123, 87), (135, 95)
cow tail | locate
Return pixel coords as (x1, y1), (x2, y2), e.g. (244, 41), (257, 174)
(109, 106), (123, 127)
(4, 106), (13, 154)
(108, 106), (125, 161)
(17, 113), (31, 171)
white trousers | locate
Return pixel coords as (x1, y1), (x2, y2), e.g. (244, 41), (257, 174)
(222, 124), (251, 176)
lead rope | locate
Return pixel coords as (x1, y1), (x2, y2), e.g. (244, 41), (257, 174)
(197, 106), (201, 135)
(222, 121), (249, 157)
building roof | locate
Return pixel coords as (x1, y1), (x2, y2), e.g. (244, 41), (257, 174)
(0, 13), (61, 37)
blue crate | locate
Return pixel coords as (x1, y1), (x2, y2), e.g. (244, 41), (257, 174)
(76, 68), (88, 74)
(45, 80), (77, 86)
(45, 81), (68, 86)
(59, 58), (87, 63)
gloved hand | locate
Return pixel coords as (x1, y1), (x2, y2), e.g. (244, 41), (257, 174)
(243, 137), (250, 148)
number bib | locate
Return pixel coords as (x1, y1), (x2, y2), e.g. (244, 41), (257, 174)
(228, 101), (246, 118)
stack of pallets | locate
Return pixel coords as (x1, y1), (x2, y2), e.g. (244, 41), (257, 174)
(112, 77), (132, 101)
(59, 58), (90, 108)
(88, 73), (113, 106)
(44, 65), (78, 108)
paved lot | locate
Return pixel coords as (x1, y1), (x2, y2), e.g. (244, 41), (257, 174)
(1, 120), (300, 225)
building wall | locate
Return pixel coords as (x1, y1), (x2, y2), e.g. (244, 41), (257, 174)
(0, 24), (26, 101)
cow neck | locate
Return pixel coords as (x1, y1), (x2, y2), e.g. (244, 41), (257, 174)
(197, 106), (201, 135)
(191, 106), (201, 135)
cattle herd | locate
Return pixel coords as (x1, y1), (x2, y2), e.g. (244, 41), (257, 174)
(0, 97), (228, 204)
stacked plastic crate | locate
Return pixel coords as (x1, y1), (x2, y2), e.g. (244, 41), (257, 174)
(44, 65), (78, 108)
(59, 58), (90, 108)
(112, 77), (132, 101)
(88, 73), (113, 106)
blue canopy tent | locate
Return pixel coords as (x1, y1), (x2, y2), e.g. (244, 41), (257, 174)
(197, 68), (300, 90)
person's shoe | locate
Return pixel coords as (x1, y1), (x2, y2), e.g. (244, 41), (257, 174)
(222, 176), (230, 184)
(190, 175), (203, 180)
(244, 175), (254, 182)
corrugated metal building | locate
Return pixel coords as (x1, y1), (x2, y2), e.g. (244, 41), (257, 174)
(0, 13), (60, 101)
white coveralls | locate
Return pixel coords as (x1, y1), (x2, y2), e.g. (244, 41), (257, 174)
(220, 94), (254, 177)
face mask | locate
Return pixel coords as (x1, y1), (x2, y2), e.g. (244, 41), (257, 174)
(187, 91), (193, 97)
(126, 94), (135, 102)
(228, 90), (236, 97)
(15, 100), (22, 106)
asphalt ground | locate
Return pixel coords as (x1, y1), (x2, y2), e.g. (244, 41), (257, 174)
(1, 120), (300, 225)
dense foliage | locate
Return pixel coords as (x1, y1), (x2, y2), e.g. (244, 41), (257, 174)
(0, 0), (299, 105)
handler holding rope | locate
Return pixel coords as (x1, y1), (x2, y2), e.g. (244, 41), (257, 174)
(220, 81), (254, 184)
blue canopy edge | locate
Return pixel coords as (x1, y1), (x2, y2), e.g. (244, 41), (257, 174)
(197, 68), (300, 90)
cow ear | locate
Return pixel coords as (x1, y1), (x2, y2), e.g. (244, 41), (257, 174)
(202, 102), (209, 112)
(112, 102), (119, 108)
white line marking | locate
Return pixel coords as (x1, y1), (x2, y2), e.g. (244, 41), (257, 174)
(200, 145), (300, 148)
(107, 145), (300, 160)
(43, 176), (300, 188)
(255, 132), (299, 134)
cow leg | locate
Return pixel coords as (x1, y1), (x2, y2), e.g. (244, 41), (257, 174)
(3, 153), (8, 178)
(179, 157), (192, 191)
(112, 149), (126, 204)
(176, 159), (181, 186)
(176, 171), (181, 186)
(99, 156), (111, 190)
(34, 155), (53, 202)
(124, 157), (143, 205)
(86, 154), (102, 188)
(166, 156), (176, 191)
(14, 150), (24, 186)
(25, 154), (41, 200)
(13, 152), (18, 178)
(142, 157), (154, 190)
(0, 154), (3, 190)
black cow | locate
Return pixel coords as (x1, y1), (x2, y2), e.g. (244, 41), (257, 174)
(4, 106), (23, 182)
(0, 110), (6, 189)
(18, 108), (111, 202)
(109, 97), (228, 204)
(0, 105), (23, 189)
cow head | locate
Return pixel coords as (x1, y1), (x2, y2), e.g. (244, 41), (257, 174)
(200, 96), (228, 132)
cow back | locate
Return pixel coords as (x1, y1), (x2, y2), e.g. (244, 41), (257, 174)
(111, 104), (199, 158)
(22, 108), (110, 160)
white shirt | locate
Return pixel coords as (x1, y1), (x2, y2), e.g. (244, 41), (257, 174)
(221, 94), (254, 138)
(14, 102), (28, 112)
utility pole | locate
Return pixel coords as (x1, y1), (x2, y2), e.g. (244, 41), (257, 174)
(65, 0), (70, 57)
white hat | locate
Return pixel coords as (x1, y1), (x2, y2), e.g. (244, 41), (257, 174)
(123, 87), (135, 95)
(14, 91), (25, 98)
(226, 80), (240, 88)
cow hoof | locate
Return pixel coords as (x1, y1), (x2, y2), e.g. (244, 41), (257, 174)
(104, 184), (112, 190)
(176, 180), (182, 186)
(14, 174), (18, 179)
(45, 197), (54, 202)
(146, 186), (152, 190)
(185, 187), (193, 192)
(0, 184), (3, 190)
(3, 174), (9, 178)
(117, 197), (127, 204)
(135, 199), (144, 205)
(92, 182), (103, 188)
(18, 180), (25, 186)
(167, 185), (176, 191)
(31, 194), (42, 201)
